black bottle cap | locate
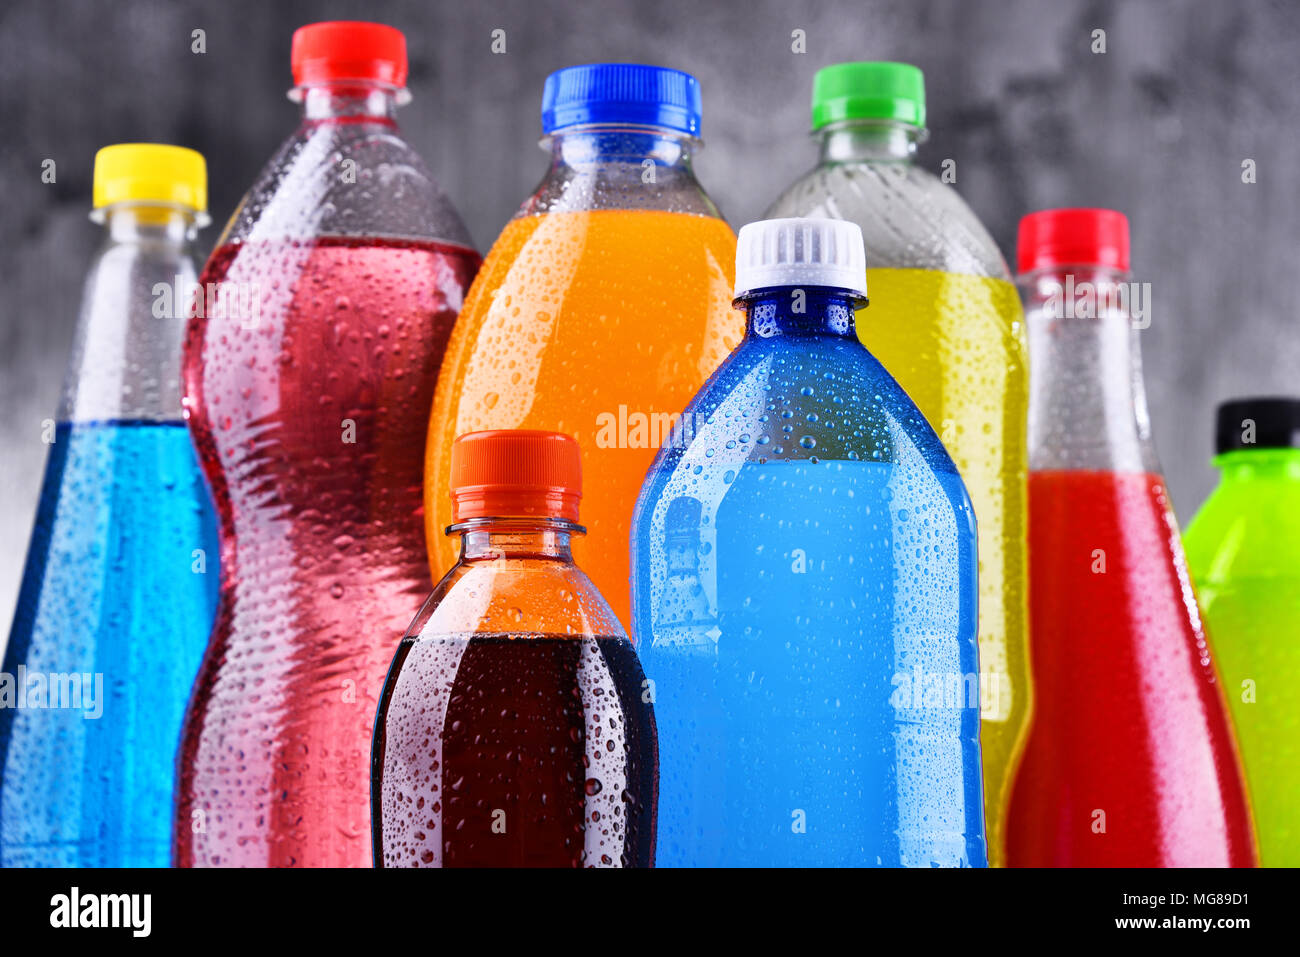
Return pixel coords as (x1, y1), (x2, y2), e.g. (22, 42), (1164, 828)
(1215, 397), (1300, 454)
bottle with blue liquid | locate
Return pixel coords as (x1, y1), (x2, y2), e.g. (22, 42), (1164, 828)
(0, 144), (219, 867)
(631, 217), (986, 867)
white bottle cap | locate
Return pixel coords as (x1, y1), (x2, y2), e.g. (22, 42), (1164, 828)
(733, 217), (867, 298)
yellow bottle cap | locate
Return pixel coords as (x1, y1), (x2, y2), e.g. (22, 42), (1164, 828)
(92, 143), (208, 218)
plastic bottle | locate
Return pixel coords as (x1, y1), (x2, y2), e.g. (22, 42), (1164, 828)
(1184, 397), (1300, 866)
(0, 144), (218, 867)
(373, 430), (657, 867)
(176, 22), (480, 867)
(631, 217), (986, 867)
(1007, 208), (1255, 867)
(764, 62), (1029, 863)
(425, 63), (741, 627)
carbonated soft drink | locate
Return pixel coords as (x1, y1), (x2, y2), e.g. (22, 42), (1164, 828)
(1007, 208), (1254, 867)
(373, 430), (657, 867)
(1185, 397), (1300, 866)
(632, 218), (986, 867)
(765, 63), (1029, 863)
(176, 22), (480, 867)
(0, 144), (218, 867)
(426, 64), (740, 627)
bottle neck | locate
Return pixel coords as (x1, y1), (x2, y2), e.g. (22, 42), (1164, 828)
(61, 203), (200, 422)
(547, 125), (696, 166)
(1215, 448), (1300, 482)
(453, 517), (582, 563)
(1024, 265), (1157, 472)
(817, 119), (922, 164)
(99, 204), (199, 247)
(296, 83), (401, 124)
(740, 287), (863, 340)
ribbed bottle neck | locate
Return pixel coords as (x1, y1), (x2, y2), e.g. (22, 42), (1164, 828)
(816, 119), (921, 164)
(453, 517), (582, 562)
(545, 125), (698, 167)
(99, 205), (199, 247)
(741, 287), (864, 339)
(296, 84), (401, 122)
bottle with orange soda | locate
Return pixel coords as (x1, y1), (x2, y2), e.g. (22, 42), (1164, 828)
(425, 64), (741, 623)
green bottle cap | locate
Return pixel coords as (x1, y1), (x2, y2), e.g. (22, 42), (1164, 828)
(811, 62), (926, 130)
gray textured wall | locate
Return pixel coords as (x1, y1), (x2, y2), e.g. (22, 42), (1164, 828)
(2, 0), (1298, 643)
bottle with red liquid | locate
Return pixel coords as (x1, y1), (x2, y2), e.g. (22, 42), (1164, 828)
(177, 21), (480, 867)
(372, 430), (657, 868)
(1007, 208), (1254, 867)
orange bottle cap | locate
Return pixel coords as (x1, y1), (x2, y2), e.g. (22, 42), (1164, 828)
(449, 430), (582, 523)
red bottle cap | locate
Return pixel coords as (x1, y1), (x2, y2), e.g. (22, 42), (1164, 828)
(1016, 207), (1130, 274)
(449, 431), (583, 524)
(290, 21), (408, 89)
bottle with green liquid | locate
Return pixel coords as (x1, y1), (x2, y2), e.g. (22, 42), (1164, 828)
(1184, 396), (1300, 866)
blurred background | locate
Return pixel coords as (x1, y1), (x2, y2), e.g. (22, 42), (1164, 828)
(2, 0), (1298, 640)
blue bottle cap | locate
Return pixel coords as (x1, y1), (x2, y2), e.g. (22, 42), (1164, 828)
(540, 63), (703, 135)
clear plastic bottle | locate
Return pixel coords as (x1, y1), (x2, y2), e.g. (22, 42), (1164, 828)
(176, 22), (480, 867)
(1185, 397), (1300, 866)
(764, 62), (1029, 863)
(632, 218), (986, 867)
(1008, 208), (1254, 866)
(373, 430), (657, 867)
(0, 144), (218, 866)
(425, 63), (741, 629)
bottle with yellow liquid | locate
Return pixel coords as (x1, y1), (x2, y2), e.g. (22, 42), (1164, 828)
(766, 62), (1030, 865)
(426, 64), (740, 625)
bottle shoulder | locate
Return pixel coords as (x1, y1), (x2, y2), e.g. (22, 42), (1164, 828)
(637, 333), (966, 504)
(765, 161), (1009, 278)
(519, 131), (724, 218)
(408, 555), (626, 640)
(518, 163), (724, 218)
(1185, 480), (1300, 578)
(220, 121), (475, 249)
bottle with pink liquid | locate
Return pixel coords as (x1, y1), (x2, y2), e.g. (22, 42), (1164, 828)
(176, 21), (480, 867)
